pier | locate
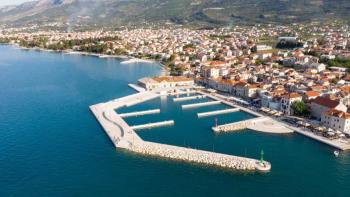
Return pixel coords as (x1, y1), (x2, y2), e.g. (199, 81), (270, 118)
(119, 109), (160, 118)
(131, 120), (175, 130)
(128, 83), (146, 92)
(212, 117), (268, 132)
(182, 101), (221, 109)
(173, 95), (206, 102)
(89, 90), (271, 172)
(198, 108), (240, 118)
(170, 90), (197, 96)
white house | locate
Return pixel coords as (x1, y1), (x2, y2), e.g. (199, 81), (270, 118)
(310, 96), (347, 120)
(321, 109), (350, 134)
(280, 93), (303, 115)
(138, 76), (194, 91)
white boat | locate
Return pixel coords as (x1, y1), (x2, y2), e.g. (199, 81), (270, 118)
(334, 150), (339, 157)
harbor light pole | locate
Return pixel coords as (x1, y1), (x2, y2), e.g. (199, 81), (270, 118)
(260, 150), (264, 164)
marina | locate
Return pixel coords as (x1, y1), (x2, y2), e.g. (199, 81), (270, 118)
(90, 89), (271, 172)
(3, 45), (350, 196)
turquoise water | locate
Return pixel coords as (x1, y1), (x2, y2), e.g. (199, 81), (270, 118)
(1, 45), (350, 196)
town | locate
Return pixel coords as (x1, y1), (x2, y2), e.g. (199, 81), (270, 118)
(2, 22), (350, 149)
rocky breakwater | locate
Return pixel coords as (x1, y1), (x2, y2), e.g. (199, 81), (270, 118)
(130, 141), (258, 171)
(213, 117), (269, 133)
(213, 119), (254, 132)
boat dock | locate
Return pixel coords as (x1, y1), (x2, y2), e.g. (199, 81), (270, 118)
(182, 101), (221, 109)
(213, 117), (268, 132)
(89, 90), (271, 172)
(119, 109), (160, 118)
(173, 95), (206, 102)
(131, 120), (175, 130)
(128, 83), (146, 92)
(198, 108), (240, 118)
(170, 90), (197, 96)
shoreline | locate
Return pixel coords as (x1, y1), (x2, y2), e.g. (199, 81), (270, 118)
(8, 43), (169, 76)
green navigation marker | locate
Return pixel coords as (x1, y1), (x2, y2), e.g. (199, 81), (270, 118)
(260, 150), (264, 164)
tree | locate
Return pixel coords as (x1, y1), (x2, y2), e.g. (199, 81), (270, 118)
(291, 101), (309, 117)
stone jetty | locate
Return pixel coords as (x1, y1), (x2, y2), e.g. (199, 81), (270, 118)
(131, 141), (258, 170)
(213, 117), (268, 132)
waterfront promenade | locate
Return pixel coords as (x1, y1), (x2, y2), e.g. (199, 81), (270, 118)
(90, 88), (271, 171)
(200, 90), (350, 150)
(199, 91), (293, 134)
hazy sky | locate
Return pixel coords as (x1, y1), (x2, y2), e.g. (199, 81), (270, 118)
(0, 0), (32, 6)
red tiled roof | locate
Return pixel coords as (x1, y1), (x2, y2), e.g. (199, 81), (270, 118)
(324, 109), (350, 119)
(284, 92), (301, 99)
(234, 81), (248, 87)
(311, 96), (339, 108)
(340, 86), (350, 93)
(304, 91), (320, 98)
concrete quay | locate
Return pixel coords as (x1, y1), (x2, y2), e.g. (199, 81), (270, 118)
(200, 91), (293, 134)
(128, 83), (146, 92)
(213, 117), (267, 132)
(198, 108), (240, 118)
(119, 109), (160, 118)
(125, 93), (159, 107)
(173, 95), (206, 102)
(288, 126), (350, 150)
(131, 120), (175, 130)
(170, 90), (197, 96)
(212, 116), (293, 134)
(182, 101), (221, 109)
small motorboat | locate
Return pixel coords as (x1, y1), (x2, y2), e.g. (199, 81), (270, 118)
(334, 150), (340, 157)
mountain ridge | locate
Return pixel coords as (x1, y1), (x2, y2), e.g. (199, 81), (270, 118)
(1, 0), (349, 28)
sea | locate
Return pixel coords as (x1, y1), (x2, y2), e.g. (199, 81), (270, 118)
(0, 45), (349, 196)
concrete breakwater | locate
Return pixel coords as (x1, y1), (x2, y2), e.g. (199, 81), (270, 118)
(198, 108), (240, 118)
(173, 95), (206, 102)
(125, 94), (159, 107)
(131, 120), (175, 130)
(182, 101), (221, 109)
(131, 141), (258, 171)
(119, 109), (160, 118)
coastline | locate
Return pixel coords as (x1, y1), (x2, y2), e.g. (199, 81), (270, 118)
(7, 43), (169, 76)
